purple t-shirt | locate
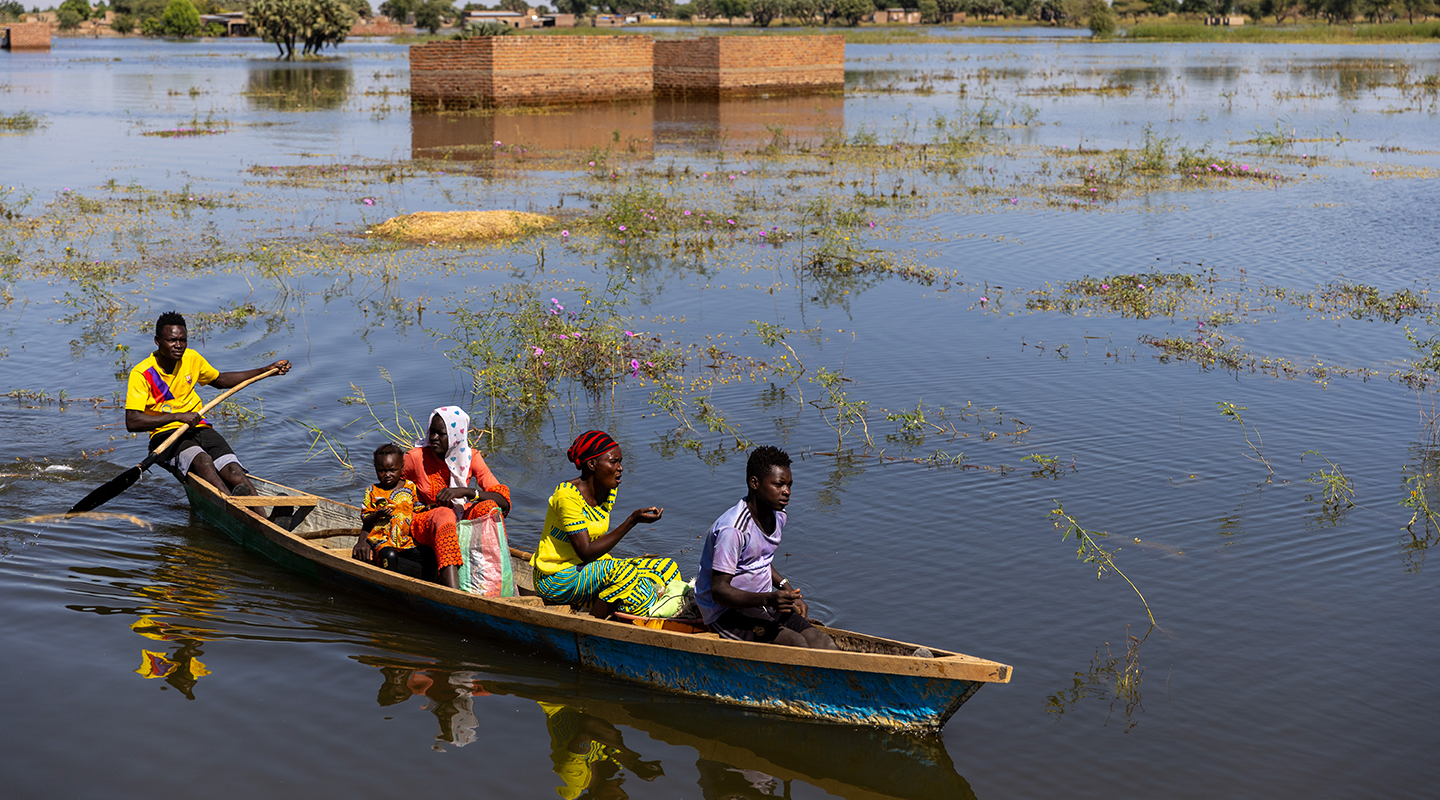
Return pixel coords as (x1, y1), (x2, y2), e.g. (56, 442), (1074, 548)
(695, 498), (785, 625)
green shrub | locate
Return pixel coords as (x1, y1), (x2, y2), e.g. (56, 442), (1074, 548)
(160, 0), (201, 36)
(111, 12), (136, 32)
(455, 21), (513, 37)
(57, 7), (85, 29)
(1086, 0), (1117, 37)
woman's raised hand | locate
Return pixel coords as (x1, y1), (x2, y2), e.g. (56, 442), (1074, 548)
(629, 506), (663, 525)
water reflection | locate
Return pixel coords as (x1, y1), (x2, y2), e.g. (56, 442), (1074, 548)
(373, 664), (494, 751)
(358, 660), (974, 800)
(246, 66), (353, 112)
(410, 96), (843, 161)
(135, 639), (210, 700)
(538, 701), (665, 799)
(1045, 626), (1148, 733)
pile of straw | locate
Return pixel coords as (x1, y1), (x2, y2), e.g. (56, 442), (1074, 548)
(370, 210), (554, 243)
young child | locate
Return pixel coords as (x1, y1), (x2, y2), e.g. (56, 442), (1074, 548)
(354, 443), (421, 572)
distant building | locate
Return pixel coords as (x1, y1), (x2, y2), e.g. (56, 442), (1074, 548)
(868, 8), (922, 24)
(2, 21), (51, 49)
(199, 12), (249, 36)
(464, 10), (536, 28)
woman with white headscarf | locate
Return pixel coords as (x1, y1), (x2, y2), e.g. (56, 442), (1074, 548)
(403, 406), (511, 589)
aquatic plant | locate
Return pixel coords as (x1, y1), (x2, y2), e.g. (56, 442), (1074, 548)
(1302, 450), (1354, 521)
(1141, 321), (1250, 372)
(142, 127), (228, 138)
(0, 111), (45, 133)
(1023, 453), (1074, 480)
(439, 278), (683, 422)
(1216, 402), (1273, 481)
(1029, 271), (1201, 319)
(811, 366), (873, 451)
(341, 367), (427, 448)
(1050, 502), (1157, 628)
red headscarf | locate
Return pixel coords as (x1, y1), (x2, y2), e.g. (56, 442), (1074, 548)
(567, 430), (618, 469)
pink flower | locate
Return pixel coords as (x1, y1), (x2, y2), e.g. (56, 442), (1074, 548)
(727, 219), (735, 225)
(619, 225), (627, 232)
(630, 359), (640, 377)
(532, 347), (544, 356)
(624, 330), (636, 337)
(1101, 284), (1110, 290)
(561, 230), (569, 237)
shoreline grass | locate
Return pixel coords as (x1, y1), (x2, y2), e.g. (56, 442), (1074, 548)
(1127, 20), (1440, 44)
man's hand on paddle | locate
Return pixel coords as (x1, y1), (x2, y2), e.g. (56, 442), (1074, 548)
(212, 359), (292, 390)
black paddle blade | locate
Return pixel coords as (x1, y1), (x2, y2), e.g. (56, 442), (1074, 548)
(69, 465), (143, 514)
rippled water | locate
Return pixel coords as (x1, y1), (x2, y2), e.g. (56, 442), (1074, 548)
(2, 35), (1438, 799)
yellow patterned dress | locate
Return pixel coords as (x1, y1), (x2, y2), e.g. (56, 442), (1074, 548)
(530, 482), (679, 614)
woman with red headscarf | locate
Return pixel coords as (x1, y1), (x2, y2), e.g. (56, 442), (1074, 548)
(405, 406), (511, 589)
(531, 430), (679, 618)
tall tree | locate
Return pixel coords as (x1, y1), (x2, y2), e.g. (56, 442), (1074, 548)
(414, 0), (455, 31)
(58, 0), (94, 20)
(379, 0), (411, 19)
(1396, 0), (1435, 22)
(249, 0), (357, 59)
(749, 0), (786, 24)
(160, 0), (202, 35)
(830, 0), (870, 23)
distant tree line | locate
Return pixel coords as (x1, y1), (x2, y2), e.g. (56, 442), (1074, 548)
(663, 0), (1435, 25)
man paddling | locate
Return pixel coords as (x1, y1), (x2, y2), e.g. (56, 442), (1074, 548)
(125, 311), (290, 496)
(695, 446), (835, 649)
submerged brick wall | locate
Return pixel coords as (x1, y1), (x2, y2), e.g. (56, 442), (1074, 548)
(3, 23), (52, 50)
(655, 36), (844, 97)
(411, 36), (653, 109)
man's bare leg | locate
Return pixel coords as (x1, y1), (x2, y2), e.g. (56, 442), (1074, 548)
(187, 453), (230, 495)
(218, 463), (255, 496)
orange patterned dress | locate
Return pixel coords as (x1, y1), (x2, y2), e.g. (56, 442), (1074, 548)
(403, 447), (510, 569)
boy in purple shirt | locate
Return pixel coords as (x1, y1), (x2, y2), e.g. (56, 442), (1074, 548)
(695, 446), (836, 649)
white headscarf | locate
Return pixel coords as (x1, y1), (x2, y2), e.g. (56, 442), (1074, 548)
(429, 406), (472, 507)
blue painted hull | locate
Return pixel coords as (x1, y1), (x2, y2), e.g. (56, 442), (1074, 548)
(186, 478), (1003, 731)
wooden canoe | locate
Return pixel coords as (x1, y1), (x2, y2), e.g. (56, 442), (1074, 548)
(183, 474), (1011, 732)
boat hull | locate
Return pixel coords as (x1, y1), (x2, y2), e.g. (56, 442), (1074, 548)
(185, 477), (1003, 731)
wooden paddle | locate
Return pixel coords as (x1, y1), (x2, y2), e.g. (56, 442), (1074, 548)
(68, 367), (279, 514)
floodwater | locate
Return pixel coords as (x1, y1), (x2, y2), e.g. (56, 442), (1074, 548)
(3, 35), (1439, 799)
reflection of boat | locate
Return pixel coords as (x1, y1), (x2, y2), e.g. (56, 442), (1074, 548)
(355, 652), (974, 800)
(184, 475), (1011, 731)
(479, 677), (976, 800)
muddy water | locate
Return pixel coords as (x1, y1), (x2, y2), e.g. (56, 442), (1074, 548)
(2, 36), (1438, 799)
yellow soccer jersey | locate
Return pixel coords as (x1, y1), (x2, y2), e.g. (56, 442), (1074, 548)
(125, 349), (220, 434)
